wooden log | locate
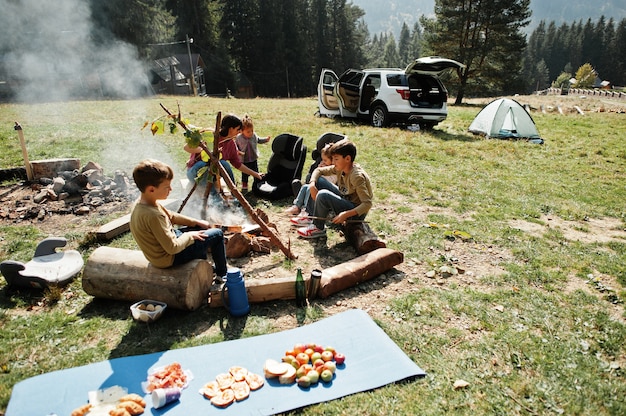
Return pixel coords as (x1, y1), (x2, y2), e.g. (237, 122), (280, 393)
(343, 222), (386, 255)
(30, 158), (81, 180)
(82, 247), (213, 310)
(209, 275), (298, 308)
(95, 199), (180, 241)
(318, 248), (403, 298)
(208, 247), (403, 307)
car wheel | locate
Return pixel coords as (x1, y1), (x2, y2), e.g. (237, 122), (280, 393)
(371, 105), (389, 128)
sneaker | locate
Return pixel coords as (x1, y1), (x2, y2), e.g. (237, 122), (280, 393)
(297, 224), (326, 239)
(290, 216), (312, 226)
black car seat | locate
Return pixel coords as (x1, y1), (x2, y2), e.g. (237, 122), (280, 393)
(289, 132), (347, 197)
(252, 133), (307, 200)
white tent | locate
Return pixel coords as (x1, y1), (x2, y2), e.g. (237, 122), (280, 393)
(469, 98), (543, 144)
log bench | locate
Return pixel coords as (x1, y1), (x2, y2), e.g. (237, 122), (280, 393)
(82, 247), (213, 310)
(208, 248), (403, 307)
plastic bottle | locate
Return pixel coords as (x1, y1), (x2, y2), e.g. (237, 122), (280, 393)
(295, 268), (306, 307)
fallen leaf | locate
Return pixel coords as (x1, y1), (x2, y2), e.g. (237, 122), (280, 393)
(453, 379), (470, 390)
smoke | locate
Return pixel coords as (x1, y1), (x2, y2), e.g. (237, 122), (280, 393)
(0, 0), (150, 102)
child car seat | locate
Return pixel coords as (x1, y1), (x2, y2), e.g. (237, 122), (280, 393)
(0, 237), (84, 289)
(252, 133), (307, 200)
(304, 132), (347, 182)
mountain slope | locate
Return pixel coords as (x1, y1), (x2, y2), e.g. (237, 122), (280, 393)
(351, 0), (626, 37)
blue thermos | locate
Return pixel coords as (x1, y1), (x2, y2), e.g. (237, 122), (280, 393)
(221, 267), (250, 316)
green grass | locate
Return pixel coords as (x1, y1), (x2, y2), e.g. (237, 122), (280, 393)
(0, 96), (625, 415)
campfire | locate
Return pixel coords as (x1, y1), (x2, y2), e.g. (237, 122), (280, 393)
(0, 159), (138, 222)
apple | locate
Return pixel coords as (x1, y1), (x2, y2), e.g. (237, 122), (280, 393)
(313, 359), (325, 374)
(306, 369), (320, 384)
(321, 350), (334, 362)
(324, 346), (336, 354)
(296, 352), (310, 366)
(314, 345), (325, 354)
(310, 352), (322, 363)
(293, 343), (306, 354)
(297, 375), (311, 388)
(307, 342), (318, 350)
(304, 348), (315, 357)
(334, 352), (346, 365)
(282, 354), (296, 363)
(320, 369), (333, 383)
(323, 361), (337, 374)
(296, 365), (308, 379)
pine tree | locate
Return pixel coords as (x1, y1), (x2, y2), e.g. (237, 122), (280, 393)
(421, 0), (531, 103)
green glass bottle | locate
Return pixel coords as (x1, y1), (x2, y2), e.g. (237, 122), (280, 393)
(295, 268), (306, 307)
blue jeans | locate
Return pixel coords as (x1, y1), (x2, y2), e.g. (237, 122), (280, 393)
(172, 227), (227, 277)
(293, 184), (314, 214)
(312, 177), (364, 230)
(187, 160), (235, 186)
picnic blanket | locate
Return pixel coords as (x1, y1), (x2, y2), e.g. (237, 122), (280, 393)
(6, 309), (425, 415)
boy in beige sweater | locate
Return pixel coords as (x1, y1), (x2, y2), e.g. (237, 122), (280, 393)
(129, 159), (227, 280)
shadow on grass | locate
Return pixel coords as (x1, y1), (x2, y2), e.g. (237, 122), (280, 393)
(319, 116), (482, 142)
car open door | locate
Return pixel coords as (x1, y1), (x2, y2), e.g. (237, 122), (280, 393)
(333, 69), (362, 116)
(405, 56), (466, 77)
(317, 69), (340, 117)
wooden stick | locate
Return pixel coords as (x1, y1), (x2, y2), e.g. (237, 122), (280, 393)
(14, 122), (33, 181)
(299, 215), (369, 223)
(177, 181), (197, 213)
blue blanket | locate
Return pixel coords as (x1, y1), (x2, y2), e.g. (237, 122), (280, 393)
(6, 309), (425, 415)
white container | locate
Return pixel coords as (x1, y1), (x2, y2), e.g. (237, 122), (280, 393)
(130, 299), (167, 323)
(152, 387), (181, 408)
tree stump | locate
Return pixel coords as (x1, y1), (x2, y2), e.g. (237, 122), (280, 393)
(82, 247), (213, 310)
(343, 222), (387, 254)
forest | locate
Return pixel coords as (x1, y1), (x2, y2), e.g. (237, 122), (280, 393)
(1, 0), (624, 100)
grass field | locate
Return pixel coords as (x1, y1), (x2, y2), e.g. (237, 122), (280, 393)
(0, 95), (625, 415)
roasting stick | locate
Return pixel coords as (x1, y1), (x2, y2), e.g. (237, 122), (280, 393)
(298, 215), (369, 224)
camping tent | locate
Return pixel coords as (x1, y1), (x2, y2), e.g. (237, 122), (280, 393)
(469, 98), (543, 144)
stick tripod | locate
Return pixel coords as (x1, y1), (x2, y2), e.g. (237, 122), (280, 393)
(160, 104), (296, 259)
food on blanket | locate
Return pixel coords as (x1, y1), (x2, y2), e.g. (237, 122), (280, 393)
(334, 352), (346, 365)
(323, 361), (337, 374)
(278, 364), (297, 384)
(244, 372), (265, 390)
(231, 380), (251, 401)
(200, 381), (221, 399)
(228, 365), (248, 382)
(71, 404), (92, 416)
(270, 342), (347, 389)
(118, 393), (146, 407)
(311, 351), (322, 363)
(295, 352), (310, 366)
(200, 367), (264, 408)
(210, 388), (235, 408)
(145, 362), (187, 392)
(306, 369), (320, 384)
(320, 369), (334, 383)
(297, 375), (311, 388)
(109, 409), (131, 416)
(116, 400), (145, 415)
(263, 359), (288, 378)
(215, 372), (235, 390)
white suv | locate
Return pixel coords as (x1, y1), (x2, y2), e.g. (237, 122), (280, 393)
(317, 56), (465, 128)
